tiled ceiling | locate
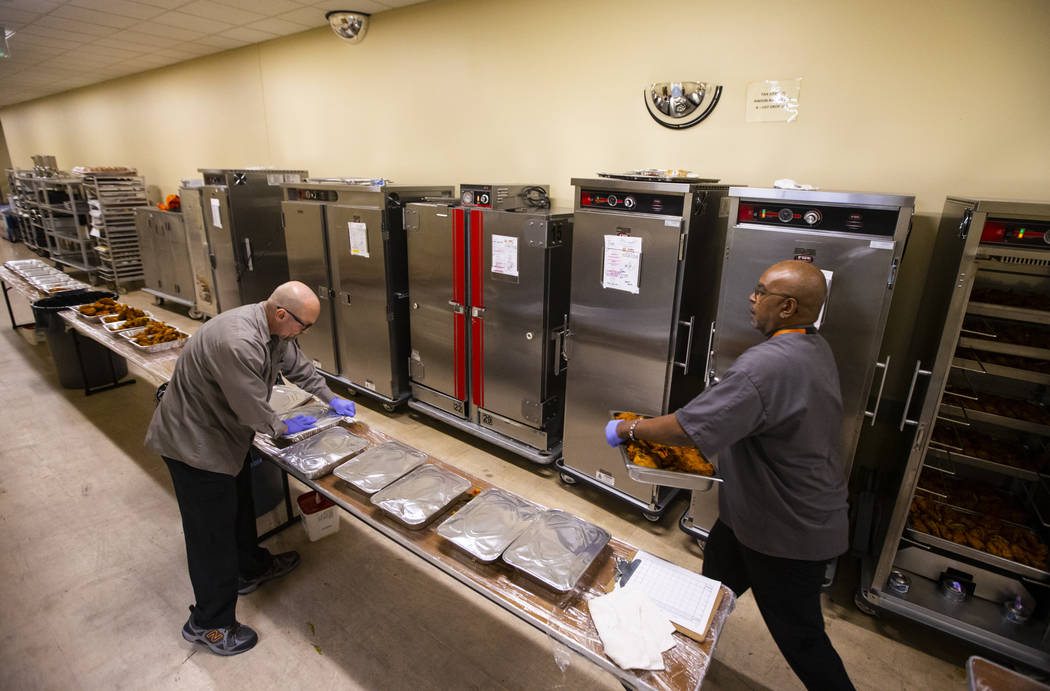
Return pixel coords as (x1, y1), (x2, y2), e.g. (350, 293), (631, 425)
(0, 0), (426, 107)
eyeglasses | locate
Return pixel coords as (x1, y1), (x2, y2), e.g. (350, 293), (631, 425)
(752, 284), (795, 301)
(278, 305), (312, 332)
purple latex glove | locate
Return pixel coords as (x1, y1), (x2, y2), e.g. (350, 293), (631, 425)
(329, 397), (356, 417)
(284, 414), (317, 436)
(605, 419), (624, 447)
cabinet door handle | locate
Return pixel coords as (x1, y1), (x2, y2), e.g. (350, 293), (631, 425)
(673, 316), (696, 374)
(863, 356), (891, 425)
(900, 360), (933, 431)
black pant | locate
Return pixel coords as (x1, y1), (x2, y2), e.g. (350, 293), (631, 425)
(163, 454), (272, 628)
(702, 520), (854, 691)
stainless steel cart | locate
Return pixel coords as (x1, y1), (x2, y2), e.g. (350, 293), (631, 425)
(199, 168), (307, 309)
(679, 187), (915, 541)
(282, 179), (453, 409)
(135, 208), (196, 310)
(178, 182), (220, 319)
(405, 188), (573, 463)
(557, 177), (732, 520)
(856, 197), (1050, 671)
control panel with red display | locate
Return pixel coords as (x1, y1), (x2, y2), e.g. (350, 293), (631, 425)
(980, 218), (1050, 248)
(736, 202), (899, 237)
(580, 189), (685, 216)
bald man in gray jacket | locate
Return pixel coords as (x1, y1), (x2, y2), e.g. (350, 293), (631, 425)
(146, 281), (356, 656)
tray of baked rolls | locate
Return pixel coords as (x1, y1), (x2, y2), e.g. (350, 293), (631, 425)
(612, 411), (721, 491)
(906, 470), (1050, 580)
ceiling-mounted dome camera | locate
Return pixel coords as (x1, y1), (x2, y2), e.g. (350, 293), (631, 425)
(326, 10), (370, 44)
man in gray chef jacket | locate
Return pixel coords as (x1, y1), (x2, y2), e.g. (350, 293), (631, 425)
(605, 260), (854, 690)
(146, 281), (356, 656)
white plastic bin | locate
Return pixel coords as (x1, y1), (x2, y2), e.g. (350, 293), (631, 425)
(297, 491), (340, 541)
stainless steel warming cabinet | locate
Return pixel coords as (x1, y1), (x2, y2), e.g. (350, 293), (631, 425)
(134, 207), (195, 310)
(679, 187), (915, 541)
(856, 197), (1050, 671)
(556, 176), (732, 520)
(404, 184), (573, 462)
(178, 181), (220, 319)
(281, 179), (453, 409)
(199, 168), (307, 309)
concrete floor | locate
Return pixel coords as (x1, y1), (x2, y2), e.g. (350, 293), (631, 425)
(0, 238), (977, 689)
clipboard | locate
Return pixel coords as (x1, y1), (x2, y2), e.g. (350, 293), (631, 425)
(604, 548), (724, 643)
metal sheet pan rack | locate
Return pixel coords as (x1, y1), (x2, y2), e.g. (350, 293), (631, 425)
(28, 174), (98, 279)
(858, 197), (1050, 670)
(82, 174), (148, 292)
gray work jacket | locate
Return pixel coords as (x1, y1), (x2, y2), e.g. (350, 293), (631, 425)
(144, 303), (336, 476)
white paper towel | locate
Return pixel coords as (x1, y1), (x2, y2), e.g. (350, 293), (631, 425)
(588, 584), (677, 671)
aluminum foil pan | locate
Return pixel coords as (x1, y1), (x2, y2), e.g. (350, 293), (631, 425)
(276, 401), (348, 443)
(278, 426), (370, 479)
(332, 440), (428, 494)
(370, 464), (472, 529)
(269, 384), (313, 415)
(436, 488), (544, 562)
(501, 510), (611, 592)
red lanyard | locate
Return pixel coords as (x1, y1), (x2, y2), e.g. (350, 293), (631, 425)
(771, 328), (807, 338)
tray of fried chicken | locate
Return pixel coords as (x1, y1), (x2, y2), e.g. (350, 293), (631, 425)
(75, 297), (123, 321)
(907, 471), (1050, 577)
(612, 411), (721, 491)
(123, 320), (190, 351)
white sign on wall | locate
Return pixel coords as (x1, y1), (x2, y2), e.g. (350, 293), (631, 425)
(746, 78), (802, 123)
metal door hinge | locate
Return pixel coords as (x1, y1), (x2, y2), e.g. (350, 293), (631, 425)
(448, 300), (465, 314)
(471, 306), (486, 318)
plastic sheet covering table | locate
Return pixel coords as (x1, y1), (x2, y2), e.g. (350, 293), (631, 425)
(254, 421), (735, 690)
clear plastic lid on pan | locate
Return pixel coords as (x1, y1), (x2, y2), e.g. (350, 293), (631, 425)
(370, 464), (472, 528)
(332, 440), (428, 494)
(278, 426), (370, 479)
(501, 510), (611, 592)
(276, 401), (350, 443)
(269, 384), (314, 415)
(436, 488), (544, 563)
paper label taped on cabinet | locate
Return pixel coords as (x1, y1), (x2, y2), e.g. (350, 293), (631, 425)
(602, 235), (642, 294)
(491, 234), (519, 277)
(349, 222), (369, 257)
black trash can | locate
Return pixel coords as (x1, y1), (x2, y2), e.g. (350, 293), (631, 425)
(31, 291), (129, 389)
(250, 451), (285, 517)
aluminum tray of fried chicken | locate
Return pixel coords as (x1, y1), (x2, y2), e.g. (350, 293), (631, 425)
(612, 411), (722, 492)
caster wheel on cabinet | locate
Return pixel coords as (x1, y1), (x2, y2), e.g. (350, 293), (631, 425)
(188, 307), (204, 320)
(559, 472), (577, 485)
(153, 296), (164, 305)
(642, 512), (662, 523)
(382, 403), (397, 413)
(853, 588), (879, 617)
(696, 538), (706, 556)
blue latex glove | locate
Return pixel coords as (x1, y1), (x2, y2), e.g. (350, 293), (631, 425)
(605, 419), (624, 447)
(284, 414), (317, 436)
(330, 397), (356, 417)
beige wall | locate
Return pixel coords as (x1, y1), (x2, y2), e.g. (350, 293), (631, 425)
(0, 122), (11, 202)
(1, 0), (1048, 214)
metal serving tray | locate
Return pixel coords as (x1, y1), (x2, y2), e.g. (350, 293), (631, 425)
(278, 426), (370, 479)
(957, 336), (1050, 363)
(370, 464), (472, 529)
(276, 402), (350, 443)
(333, 440), (428, 494)
(926, 446), (1041, 482)
(905, 525), (1050, 582)
(74, 302), (124, 321)
(127, 332), (189, 353)
(501, 510), (611, 592)
(612, 411), (722, 492)
(436, 488), (544, 563)
(952, 356), (1050, 386)
(940, 404), (1050, 437)
(967, 302), (1050, 327)
(269, 384), (314, 415)
(101, 309), (151, 324)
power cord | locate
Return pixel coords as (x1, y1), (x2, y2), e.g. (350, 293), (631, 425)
(521, 186), (550, 209)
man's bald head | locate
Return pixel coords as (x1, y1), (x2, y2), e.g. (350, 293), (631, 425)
(763, 261), (827, 323)
(266, 281), (318, 316)
(749, 260), (828, 335)
(264, 281), (320, 339)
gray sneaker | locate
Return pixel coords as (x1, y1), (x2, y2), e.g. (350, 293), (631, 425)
(238, 550), (301, 595)
(181, 606), (258, 656)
